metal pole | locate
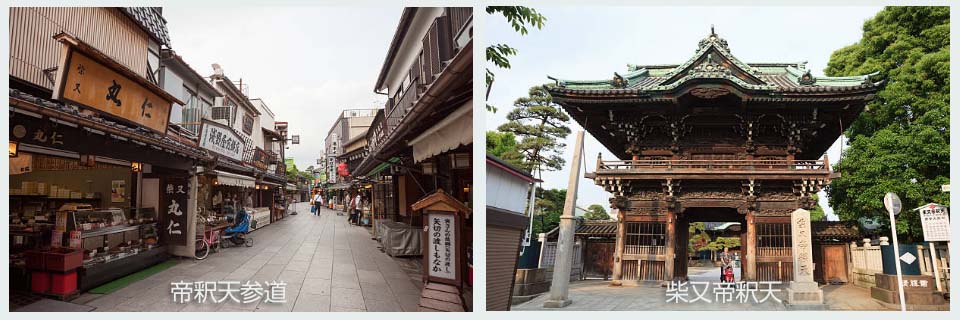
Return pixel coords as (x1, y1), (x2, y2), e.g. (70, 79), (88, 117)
(888, 210), (907, 311)
(543, 131), (584, 308)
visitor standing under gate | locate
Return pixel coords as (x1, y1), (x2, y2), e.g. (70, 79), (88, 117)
(719, 246), (734, 282)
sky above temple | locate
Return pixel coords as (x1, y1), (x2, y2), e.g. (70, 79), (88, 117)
(485, 6), (884, 220)
(164, 5), (403, 171)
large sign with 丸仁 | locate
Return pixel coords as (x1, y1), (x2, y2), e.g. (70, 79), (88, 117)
(53, 45), (175, 133)
(161, 177), (190, 246)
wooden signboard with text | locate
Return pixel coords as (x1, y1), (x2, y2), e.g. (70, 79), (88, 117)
(52, 34), (178, 134)
(412, 190), (470, 312)
(412, 190), (470, 287)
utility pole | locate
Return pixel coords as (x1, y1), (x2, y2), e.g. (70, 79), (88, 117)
(543, 131), (584, 308)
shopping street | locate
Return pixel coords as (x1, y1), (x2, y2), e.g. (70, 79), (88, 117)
(57, 203), (424, 312)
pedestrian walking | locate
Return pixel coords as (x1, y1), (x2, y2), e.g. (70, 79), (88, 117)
(349, 193), (361, 225)
(312, 192), (324, 216)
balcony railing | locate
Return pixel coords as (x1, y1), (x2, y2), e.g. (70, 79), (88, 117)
(597, 159), (828, 173)
(375, 9), (471, 150)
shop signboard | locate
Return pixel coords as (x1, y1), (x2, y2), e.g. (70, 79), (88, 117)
(919, 203), (950, 242)
(427, 212), (457, 281)
(9, 113), (79, 150)
(413, 190), (468, 288)
(161, 177), (190, 246)
(200, 120), (245, 162)
(251, 147), (269, 170)
(52, 38), (178, 134)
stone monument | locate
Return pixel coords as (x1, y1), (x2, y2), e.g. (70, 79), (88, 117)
(785, 208), (825, 308)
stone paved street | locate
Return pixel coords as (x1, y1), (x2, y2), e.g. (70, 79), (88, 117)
(513, 279), (892, 311)
(74, 203), (423, 312)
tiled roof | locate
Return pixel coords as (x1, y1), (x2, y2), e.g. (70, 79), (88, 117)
(121, 7), (170, 46)
(10, 89), (204, 159)
(576, 221), (618, 237)
(811, 221), (861, 241)
(548, 30), (880, 96)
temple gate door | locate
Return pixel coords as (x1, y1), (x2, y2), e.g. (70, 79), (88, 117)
(584, 240), (616, 280)
(821, 244), (849, 283)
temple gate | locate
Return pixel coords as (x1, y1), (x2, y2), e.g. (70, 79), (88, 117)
(546, 29), (880, 283)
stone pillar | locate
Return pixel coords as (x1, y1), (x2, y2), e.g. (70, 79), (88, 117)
(664, 209), (676, 282)
(543, 131), (584, 308)
(745, 211), (757, 280)
(611, 216), (625, 286)
(786, 208), (825, 307)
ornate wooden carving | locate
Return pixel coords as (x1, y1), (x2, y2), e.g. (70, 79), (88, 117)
(689, 87), (730, 99)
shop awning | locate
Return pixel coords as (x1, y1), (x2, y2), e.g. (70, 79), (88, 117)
(286, 183), (298, 190)
(214, 170), (256, 188)
(408, 103), (471, 163)
(327, 183), (351, 191)
(367, 157), (400, 177)
(260, 180), (282, 187)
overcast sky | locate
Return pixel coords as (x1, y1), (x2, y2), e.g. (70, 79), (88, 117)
(164, 5), (403, 171)
(485, 6), (884, 220)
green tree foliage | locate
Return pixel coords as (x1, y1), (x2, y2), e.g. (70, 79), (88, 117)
(497, 86), (571, 173)
(285, 160), (302, 181)
(809, 194), (826, 221)
(485, 6), (546, 112)
(532, 187), (566, 235)
(688, 222), (710, 253)
(824, 7), (949, 241)
(583, 204), (610, 220)
(486, 131), (525, 168)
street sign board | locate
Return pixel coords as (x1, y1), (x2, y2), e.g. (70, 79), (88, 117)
(918, 203), (951, 242)
(884, 192), (902, 215)
(199, 120), (245, 162)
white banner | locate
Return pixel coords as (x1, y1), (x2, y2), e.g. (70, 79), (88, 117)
(200, 121), (245, 162)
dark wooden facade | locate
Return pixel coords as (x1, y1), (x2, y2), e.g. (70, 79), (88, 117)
(547, 30), (880, 282)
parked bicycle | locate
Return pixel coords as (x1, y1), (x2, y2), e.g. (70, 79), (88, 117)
(195, 223), (227, 260)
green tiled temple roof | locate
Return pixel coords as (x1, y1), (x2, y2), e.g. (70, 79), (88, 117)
(547, 29), (880, 95)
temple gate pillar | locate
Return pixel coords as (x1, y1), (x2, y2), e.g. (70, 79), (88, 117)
(664, 209), (676, 282)
(611, 216), (625, 286)
(745, 210), (757, 280)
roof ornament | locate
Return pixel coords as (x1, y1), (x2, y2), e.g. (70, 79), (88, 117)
(611, 72), (627, 88)
(698, 25), (730, 52)
(798, 70), (816, 85)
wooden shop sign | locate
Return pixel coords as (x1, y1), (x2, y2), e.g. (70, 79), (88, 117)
(52, 33), (180, 134)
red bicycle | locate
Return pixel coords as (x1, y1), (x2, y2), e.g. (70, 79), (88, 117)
(194, 223), (228, 260)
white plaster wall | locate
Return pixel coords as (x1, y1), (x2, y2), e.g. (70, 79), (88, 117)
(383, 8), (444, 96)
(486, 164), (530, 214)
